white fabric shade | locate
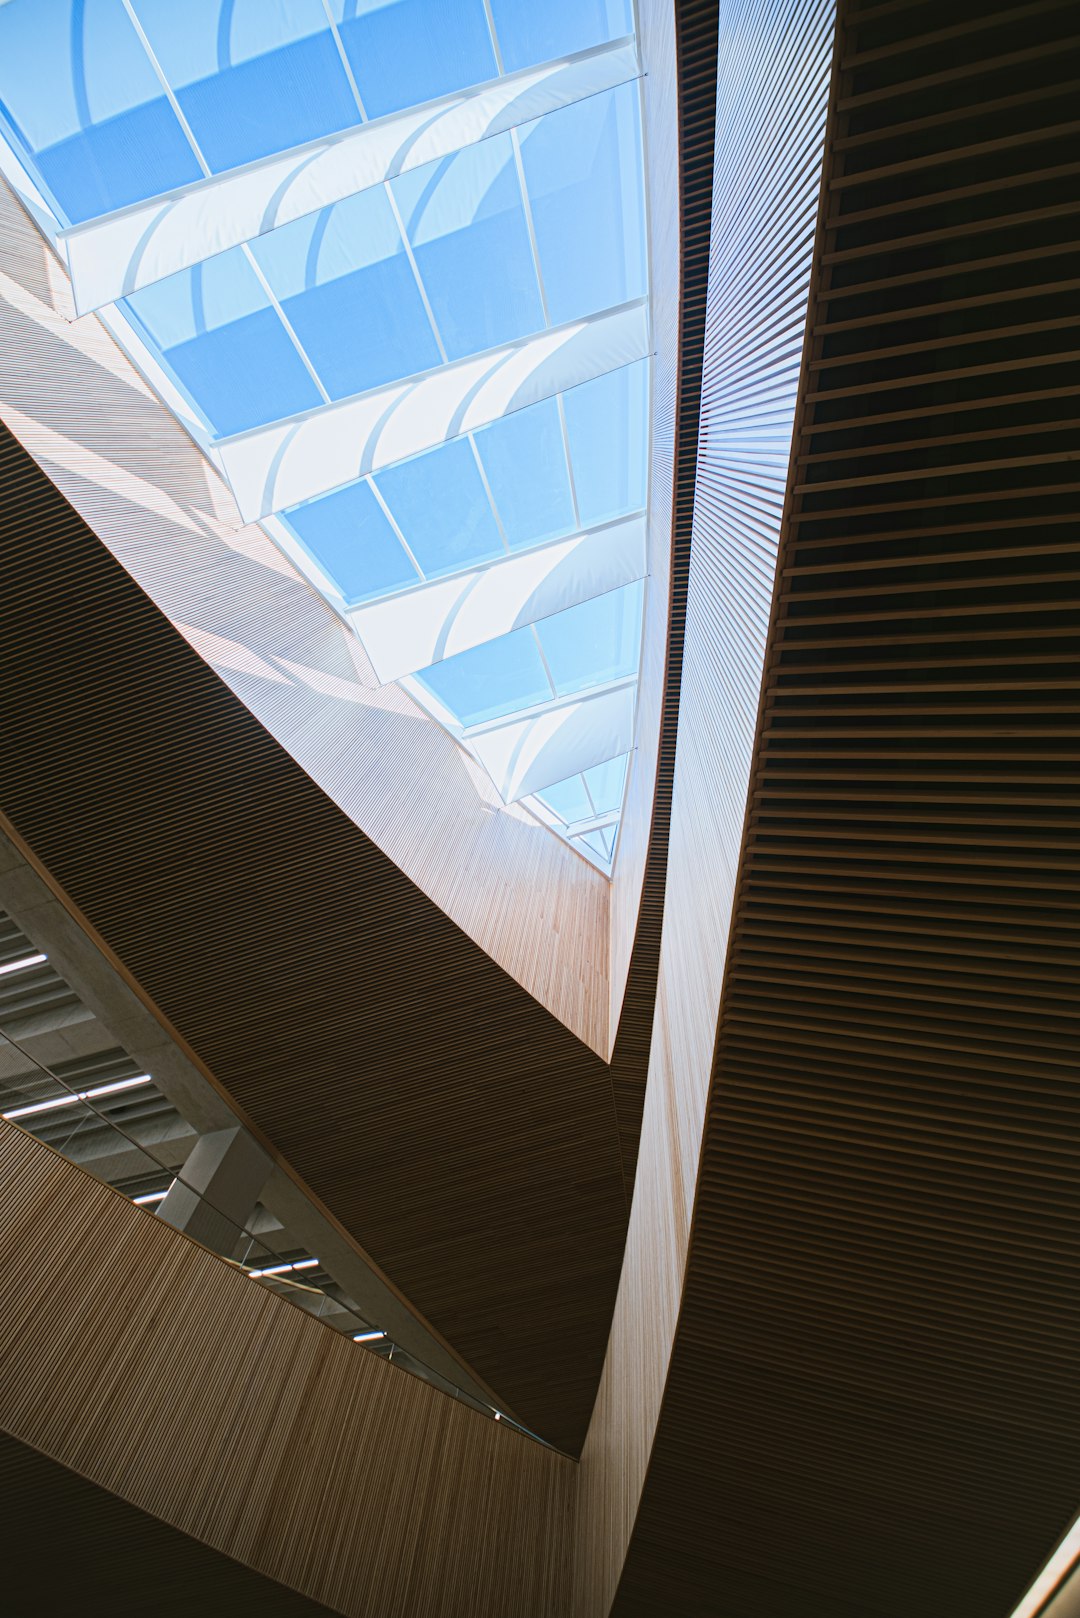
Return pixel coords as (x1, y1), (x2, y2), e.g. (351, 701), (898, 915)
(468, 683), (635, 803)
(60, 39), (640, 317)
(217, 299), (650, 522)
(349, 515), (646, 684)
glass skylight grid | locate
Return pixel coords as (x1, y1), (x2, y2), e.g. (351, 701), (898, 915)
(0, 0), (652, 872)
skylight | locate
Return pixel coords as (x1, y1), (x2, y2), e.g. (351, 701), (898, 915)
(0, 0), (652, 872)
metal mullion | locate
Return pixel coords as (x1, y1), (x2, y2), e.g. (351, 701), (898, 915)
(530, 623), (559, 698)
(366, 478), (427, 581)
(320, 0), (369, 119)
(383, 184), (450, 364)
(240, 244), (332, 403)
(468, 436), (512, 557)
(508, 125), (584, 529)
(480, 0), (507, 75)
(121, 0), (332, 405)
(121, 1), (212, 180)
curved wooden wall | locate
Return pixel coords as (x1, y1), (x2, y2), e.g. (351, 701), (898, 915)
(0, 1122), (572, 1618)
(0, 411), (629, 1455)
(5, 6), (1077, 1617)
(609, 1), (1080, 1612)
(572, 2), (837, 1612)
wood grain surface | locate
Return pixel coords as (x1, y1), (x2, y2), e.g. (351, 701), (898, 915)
(0, 1121), (573, 1618)
(573, 2), (836, 1612)
(0, 177), (612, 1058)
(610, 1), (1080, 1612)
(0, 411), (630, 1455)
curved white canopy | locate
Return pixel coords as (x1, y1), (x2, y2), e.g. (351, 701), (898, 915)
(61, 38), (639, 315)
(349, 514), (646, 684)
(216, 298), (650, 523)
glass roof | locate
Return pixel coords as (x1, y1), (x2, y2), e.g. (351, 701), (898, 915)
(0, 0), (650, 872)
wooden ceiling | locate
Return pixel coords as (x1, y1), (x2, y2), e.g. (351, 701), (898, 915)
(613, 0), (1080, 1611)
(0, 8), (718, 1459)
(0, 417), (622, 1455)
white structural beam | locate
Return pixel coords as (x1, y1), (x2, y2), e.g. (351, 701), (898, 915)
(59, 38), (639, 317)
(217, 299), (650, 522)
(349, 514), (646, 684)
(468, 683), (635, 804)
(564, 810), (622, 838)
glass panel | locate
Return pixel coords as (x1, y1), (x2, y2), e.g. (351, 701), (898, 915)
(251, 187), (440, 398)
(374, 438), (503, 577)
(0, 0), (201, 224)
(488, 0), (633, 74)
(536, 580), (642, 697)
(582, 753), (628, 814)
(578, 828), (614, 860)
(518, 82), (646, 327)
(392, 135), (543, 361)
(536, 775), (591, 825)
(473, 398), (575, 551)
(330, 0), (496, 121)
(564, 359), (648, 528)
(122, 249), (322, 436)
(284, 480), (418, 604)
(416, 628), (549, 728)
(131, 0), (360, 173)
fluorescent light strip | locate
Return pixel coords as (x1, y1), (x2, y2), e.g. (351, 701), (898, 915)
(0, 952), (46, 977)
(247, 1257), (320, 1278)
(3, 1073), (153, 1121)
(353, 1330), (386, 1343)
(132, 1188), (170, 1206)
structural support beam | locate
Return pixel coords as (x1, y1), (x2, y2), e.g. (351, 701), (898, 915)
(468, 682), (636, 803)
(57, 38), (639, 316)
(156, 1125), (272, 1258)
(216, 299), (650, 522)
(349, 514), (646, 684)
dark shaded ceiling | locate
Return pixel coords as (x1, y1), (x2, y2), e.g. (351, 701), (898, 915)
(0, 1431), (337, 1618)
(614, 0), (1080, 1611)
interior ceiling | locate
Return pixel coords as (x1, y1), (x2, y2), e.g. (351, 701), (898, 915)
(614, 0), (1080, 1612)
(0, 414), (620, 1455)
(0, 7), (716, 1468)
(0, 1430), (337, 1618)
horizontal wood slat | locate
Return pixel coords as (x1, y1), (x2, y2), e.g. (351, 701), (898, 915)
(612, 1), (1080, 1613)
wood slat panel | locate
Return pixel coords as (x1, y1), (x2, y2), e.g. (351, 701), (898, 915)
(611, 1), (1080, 1612)
(0, 414), (627, 1455)
(0, 178), (614, 1063)
(0, 1123), (572, 1618)
(573, 3), (837, 1614)
(0, 0), (725, 1459)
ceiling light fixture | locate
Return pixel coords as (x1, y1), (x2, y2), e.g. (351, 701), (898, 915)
(3, 1073), (153, 1121)
(0, 952), (46, 977)
(353, 1330), (386, 1343)
(247, 1257), (319, 1278)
